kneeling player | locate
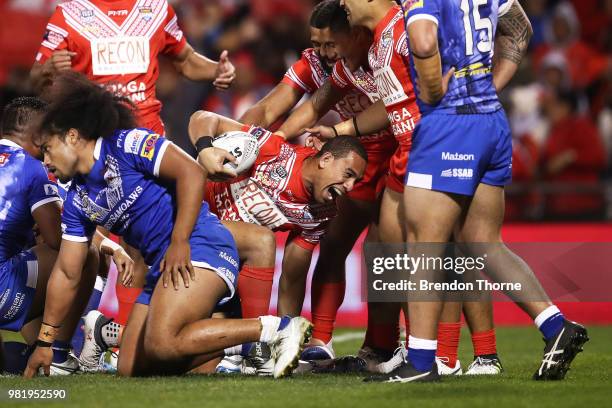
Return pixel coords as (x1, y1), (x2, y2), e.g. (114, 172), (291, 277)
(23, 73), (311, 378)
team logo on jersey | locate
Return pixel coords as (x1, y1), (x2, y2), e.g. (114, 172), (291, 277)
(140, 134), (159, 160)
(271, 166), (288, 181)
(44, 184), (59, 197)
(138, 6), (153, 21)
(0, 153), (10, 167)
(80, 9), (95, 23)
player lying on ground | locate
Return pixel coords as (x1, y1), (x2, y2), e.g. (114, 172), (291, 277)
(23, 73), (312, 378)
(0, 97), (106, 375)
(241, 0), (402, 368)
(189, 110), (367, 322)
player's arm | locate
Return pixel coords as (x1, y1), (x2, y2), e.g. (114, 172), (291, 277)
(239, 83), (305, 128)
(30, 51), (76, 94)
(306, 99), (389, 142)
(188, 110), (242, 180)
(277, 80), (345, 140)
(277, 239), (314, 316)
(156, 143), (209, 289)
(493, 1), (533, 92)
(32, 200), (62, 251)
(92, 231), (135, 287)
(172, 43), (236, 90)
(24, 239), (89, 377)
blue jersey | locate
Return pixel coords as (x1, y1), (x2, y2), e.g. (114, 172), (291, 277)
(61, 129), (186, 266)
(402, 0), (514, 114)
(0, 139), (61, 262)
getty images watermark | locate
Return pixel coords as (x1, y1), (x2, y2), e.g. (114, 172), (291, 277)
(363, 243), (612, 302)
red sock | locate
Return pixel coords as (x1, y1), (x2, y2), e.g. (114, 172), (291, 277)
(436, 322), (461, 367)
(471, 329), (497, 356)
(237, 265), (274, 318)
(403, 312), (410, 345)
(311, 281), (346, 343)
(115, 285), (142, 326)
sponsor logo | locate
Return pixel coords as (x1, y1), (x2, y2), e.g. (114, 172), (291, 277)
(441, 152), (475, 161)
(44, 184), (59, 196)
(219, 251), (239, 269)
(108, 9), (129, 16)
(441, 168), (473, 179)
(388, 108), (416, 136)
(91, 36), (150, 75)
(3, 292), (25, 320)
(0, 153), (10, 166)
(233, 179), (288, 229)
(217, 267), (236, 284)
(123, 129), (148, 154)
(138, 6), (153, 21)
(140, 133), (159, 160)
(405, 0), (424, 11)
(375, 66), (408, 106)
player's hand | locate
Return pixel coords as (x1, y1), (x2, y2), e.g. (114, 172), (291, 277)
(213, 50), (236, 90)
(303, 126), (337, 149)
(305, 135), (326, 151)
(113, 247), (135, 287)
(161, 239), (195, 290)
(49, 50), (76, 73)
(197, 147), (238, 181)
(23, 346), (53, 378)
(440, 67), (456, 98)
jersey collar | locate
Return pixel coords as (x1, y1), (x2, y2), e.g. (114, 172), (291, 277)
(0, 138), (23, 149)
(93, 137), (103, 160)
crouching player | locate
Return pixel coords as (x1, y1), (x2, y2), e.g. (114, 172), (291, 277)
(23, 73), (311, 378)
(189, 111), (367, 320)
(0, 97), (102, 374)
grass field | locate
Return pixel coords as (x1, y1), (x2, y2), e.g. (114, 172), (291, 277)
(1, 326), (611, 408)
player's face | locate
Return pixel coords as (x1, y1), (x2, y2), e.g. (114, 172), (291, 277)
(41, 133), (79, 183)
(310, 27), (339, 71)
(340, 0), (369, 27)
(332, 27), (371, 71)
(315, 151), (366, 203)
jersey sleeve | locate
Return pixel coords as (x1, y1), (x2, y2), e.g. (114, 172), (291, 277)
(36, 6), (70, 64)
(118, 129), (171, 177)
(161, 4), (187, 57)
(498, 0), (515, 17)
(282, 53), (316, 94)
(26, 160), (62, 214)
(293, 224), (327, 251)
(61, 189), (96, 243)
(403, 0), (440, 27)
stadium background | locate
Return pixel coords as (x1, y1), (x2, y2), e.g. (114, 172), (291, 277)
(1, 0), (611, 325)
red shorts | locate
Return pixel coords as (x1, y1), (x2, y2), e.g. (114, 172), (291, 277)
(348, 148), (394, 202)
(385, 144), (411, 194)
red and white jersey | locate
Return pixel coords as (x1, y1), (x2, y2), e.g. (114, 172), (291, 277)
(368, 6), (420, 147)
(36, 0), (187, 133)
(330, 59), (397, 152)
(283, 48), (396, 152)
(205, 125), (336, 251)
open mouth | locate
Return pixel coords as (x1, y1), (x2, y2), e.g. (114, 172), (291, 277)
(328, 186), (344, 201)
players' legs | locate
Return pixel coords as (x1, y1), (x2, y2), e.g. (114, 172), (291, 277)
(309, 195), (374, 348)
(116, 239), (147, 326)
(222, 221), (276, 318)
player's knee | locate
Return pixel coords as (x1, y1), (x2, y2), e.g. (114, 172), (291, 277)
(240, 225), (275, 265)
(146, 334), (181, 362)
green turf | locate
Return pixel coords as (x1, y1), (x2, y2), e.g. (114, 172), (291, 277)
(1, 326), (611, 408)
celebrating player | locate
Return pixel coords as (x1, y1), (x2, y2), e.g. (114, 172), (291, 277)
(189, 110), (367, 322)
(23, 73), (311, 379)
(369, 0), (588, 382)
(30, 0), (237, 334)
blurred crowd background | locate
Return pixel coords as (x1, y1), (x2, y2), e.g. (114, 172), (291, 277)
(1, 0), (611, 221)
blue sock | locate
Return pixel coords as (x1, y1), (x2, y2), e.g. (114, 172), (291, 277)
(278, 315), (291, 331)
(408, 347), (436, 372)
(239, 342), (254, 357)
(71, 285), (104, 356)
(539, 313), (565, 341)
(52, 340), (71, 364)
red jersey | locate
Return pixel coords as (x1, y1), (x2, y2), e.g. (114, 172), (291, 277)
(205, 125), (336, 251)
(36, 0), (187, 133)
(368, 6), (420, 147)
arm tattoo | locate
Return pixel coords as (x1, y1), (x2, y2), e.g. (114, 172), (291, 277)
(311, 80), (337, 114)
(496, 1), (532, 65)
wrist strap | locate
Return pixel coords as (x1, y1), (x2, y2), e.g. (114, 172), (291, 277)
(331, 126), (339, 138)
(352, 116), (361, 137)
(39, 322), (60, 343)
(100, 237), (122, 253)
(195, 136), (214, 154)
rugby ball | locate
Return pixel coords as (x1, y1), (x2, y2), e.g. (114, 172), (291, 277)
(212, 131), (259, 175)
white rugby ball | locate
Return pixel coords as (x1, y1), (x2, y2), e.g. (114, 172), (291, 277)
(213, 131), (259, 175)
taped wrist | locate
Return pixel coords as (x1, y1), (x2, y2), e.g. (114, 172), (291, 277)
(195, 136), (214, 154)
(413, 50), (444, 103)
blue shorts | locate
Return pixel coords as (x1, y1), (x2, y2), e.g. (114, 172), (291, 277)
(405, 110), (512, 196)
(137, 210), (239, 306)
(0, 250), (38, 331)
